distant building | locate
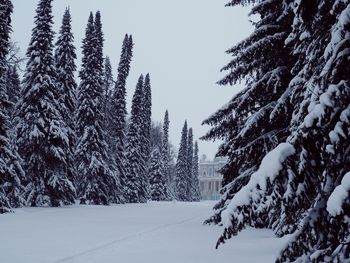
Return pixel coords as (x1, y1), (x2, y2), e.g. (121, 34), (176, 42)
(198, 155), (227, 200)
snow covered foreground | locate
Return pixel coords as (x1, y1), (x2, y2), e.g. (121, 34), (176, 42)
(0, 201), (289, 263)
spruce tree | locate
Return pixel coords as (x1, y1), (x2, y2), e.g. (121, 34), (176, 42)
(140, 73), (152, 201)
(161, 110), (171, 199)
(92, 10), (106, 126)
(191, 141), (201, 201)
(187, 128), (194, 200)
(94, 11), (104, 78)
(175, 121), (188, 201)
(141, 74), (152, 159)
(102, 56), (114, 136)
(54, 7), (77, 123)
(276, 2), (350, 262)
(54, 7), (77, 186)
(149, 149), (166, 201)
(17, 0), (75, 207)
(205, 1), (350, 262)
(0, 0), (25, 213)
(203, 0), (293, 226)
(125, 75), (145, 203)
(108, 34), (133, 192)
(76, 13), (120, 205)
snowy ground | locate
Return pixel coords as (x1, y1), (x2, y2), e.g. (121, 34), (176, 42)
(0, 201), (289, 263)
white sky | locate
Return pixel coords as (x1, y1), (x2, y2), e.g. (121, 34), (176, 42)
(11, 0), (253, 159)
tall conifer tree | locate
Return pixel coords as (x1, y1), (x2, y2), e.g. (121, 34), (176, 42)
(94, 11), (104, 79)
(161, 110), (171, 199)
(54, 8), (77, 123)
(276, 2), (350, 262)
(187, 127), (194, 199)
(17, 0), (75, 207)
(175, 121), (188, 201)
(76, 13), (120, 205)
(0, 0), (25, 212)
(140, 73), (152, 200)
(205, 1), (350, 262)
(191, 141), (201, 201)
(109, 34), (133, 192)
(54, 7), (77, 185)
(102, 56), (114, 136)
(125, 75), (145, 203)
(149, 149), (166, 201)
(203, 0), (293, 225)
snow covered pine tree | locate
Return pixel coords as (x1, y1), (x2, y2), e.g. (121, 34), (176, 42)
(54, 7), (78, 187)
(108, 34), (133, 195)
(124, 73), (152, 203)
(204, 0), (350, 262)
(187, 127), (201, 201)
(277, 2), (350, 262)
(175, 121), (189, 201)
(102, 56), (114, 132)
(148, 120), (170, 201)
(191, 141), (201, 201)
(149, 148), (166, 201)
(17, 0), (75, 207)
(75, 12), (121, 205)
(94, 11), (104, 79)
(161, 110), (171, 199)
(140, 73), (152, 201)
(174, 125), (200, 202)
(125, 75), (146, 203)
(203, 0), (293, 226)
(0, 0), (25, 213)
(187, 128), (194, 200)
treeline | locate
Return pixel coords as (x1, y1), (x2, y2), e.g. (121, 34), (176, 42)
(0, 0), (200, 213)
(203, 0), (350, 262)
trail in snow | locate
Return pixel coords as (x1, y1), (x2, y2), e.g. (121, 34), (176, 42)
(54, 215), (202, 263)
(0, 201), (290, 263)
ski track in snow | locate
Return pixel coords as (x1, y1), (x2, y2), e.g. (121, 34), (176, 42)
(53, 214), (202, 263)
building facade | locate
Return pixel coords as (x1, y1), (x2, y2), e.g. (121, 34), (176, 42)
(198, 156), (226, 200)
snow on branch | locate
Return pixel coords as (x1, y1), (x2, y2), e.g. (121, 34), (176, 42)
(322, 3), (350, 76)
(303, 81), (344, 128)
(327, 172), (350, 216)
(221, 142), (295, 228)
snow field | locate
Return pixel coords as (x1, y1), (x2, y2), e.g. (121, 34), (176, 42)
(0, 201), (289, 263)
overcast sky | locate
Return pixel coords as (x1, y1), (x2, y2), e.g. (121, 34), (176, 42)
(11, 0), (253, 159)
